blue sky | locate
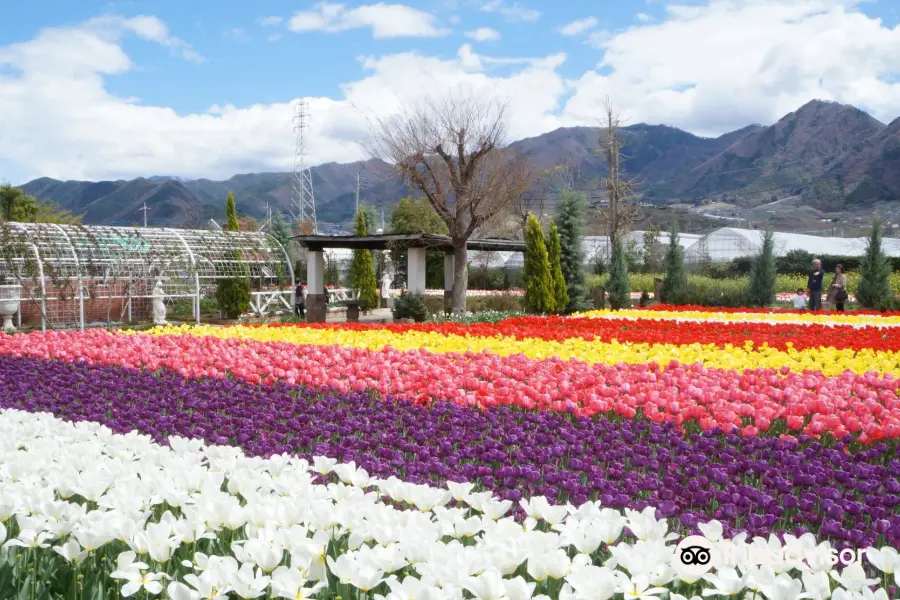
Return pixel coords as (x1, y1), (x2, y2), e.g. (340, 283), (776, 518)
(5, 0), (651, 115)
(2, 0), (900, 183)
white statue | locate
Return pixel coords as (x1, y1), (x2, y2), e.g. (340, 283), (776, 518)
(380, 254), (394, 299)
(152, 278), (168, 325)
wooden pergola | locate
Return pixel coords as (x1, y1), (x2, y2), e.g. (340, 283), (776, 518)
(292, 233), (525, 321)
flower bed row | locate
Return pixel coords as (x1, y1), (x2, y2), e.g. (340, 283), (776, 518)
(3, 331), (900, 442)
(271, 316), (900, 353)
(2, 409), (898, 600)
(2, 356), (898, 550)
(129, 324), (900, 378)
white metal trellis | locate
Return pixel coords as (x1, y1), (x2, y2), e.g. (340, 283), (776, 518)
(0, 222), (294, 330)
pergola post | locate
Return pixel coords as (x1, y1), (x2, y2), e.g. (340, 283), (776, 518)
(306, 250), (326, 322)
(408, 247), (427, 295)
(443, 253), (454, 314)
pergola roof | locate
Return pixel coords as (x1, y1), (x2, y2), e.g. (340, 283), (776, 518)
(292, 233), (525, 253)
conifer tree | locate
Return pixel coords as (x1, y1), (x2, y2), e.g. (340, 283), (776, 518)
(661, 226), (689, 305)
(546, 221), (569, 313)
(349, 209), (379, 311)
(556, 190), (588, 311)
(857, 219), (893, 309)
(748, 229), (777, 307)
(523, 214), (555, 313)
(607, 235), (630, 310)
(215, 192), (251, 318)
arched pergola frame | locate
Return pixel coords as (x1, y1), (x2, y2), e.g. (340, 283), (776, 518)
(0, 222), (294, 331)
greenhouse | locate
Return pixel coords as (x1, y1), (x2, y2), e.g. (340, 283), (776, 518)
(0, 222), (293, 331)
(684, 227), (900, 264)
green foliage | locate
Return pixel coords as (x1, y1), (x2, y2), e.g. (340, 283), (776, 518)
(546, 221), (569, 313)
(389, 197), (448, 234)
(349, 210), (379, 311)
(427, 310), (523, 324)
(856, 219), (894, 309)
(661, 226), (688, 305)
(642, 227), (662, 272)
(523, 214), (555, 314)
(216, 191), (251, 319)
(747, 229), (777, 307)
(467, 266), (510, 290)
(0, 184), (81, 224)
(607, 236), (631, 310)
(224, 191), (240, 231)
(0, 184), (37, 222)
(269, 213), (294, 262)
(392, 292), (428, 322)
(389, 196), (448, 290)
(555, 191), (589, 311)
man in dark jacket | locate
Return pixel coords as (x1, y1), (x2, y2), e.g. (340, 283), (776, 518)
(807, 259), (824, 311)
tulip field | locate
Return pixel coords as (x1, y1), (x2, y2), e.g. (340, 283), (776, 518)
(1, 308), (900, 599)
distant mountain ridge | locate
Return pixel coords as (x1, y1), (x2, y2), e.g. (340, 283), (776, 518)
(20, 100), (900, 228)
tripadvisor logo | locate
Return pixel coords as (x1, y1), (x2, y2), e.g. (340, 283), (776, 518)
(672, 535), (865, 580)
(674, 536), (715, 578)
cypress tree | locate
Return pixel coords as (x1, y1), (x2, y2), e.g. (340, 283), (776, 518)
(523, 214), (555, 313)
(748, 229), (777, 307)
(349, 209), (379, 311)
(556, 190), (589, 311)
(607, 235), (630, 310)
(547, 221), (569, 313)
(215, 192), (251, 319)
(661, 226), (689, 305)
(857, 219), (893, 309)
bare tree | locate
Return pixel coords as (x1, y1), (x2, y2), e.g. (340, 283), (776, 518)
(598, 98), (643, 249)
(370, 92), (532, 313)
(510, 169), (549, 237)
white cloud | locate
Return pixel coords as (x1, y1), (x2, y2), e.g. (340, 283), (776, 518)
(224, 27), (250, 41)
(636, 12), (651, 23)
(479, 0), (540, 22)
(258, 16), (283, 26)
(287, 2), (450, 38)
(465, 27), (501, 41)
(559, 17), (598, 36)
(3, 0), (900, 184)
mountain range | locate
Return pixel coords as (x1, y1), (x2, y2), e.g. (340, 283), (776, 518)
(19, 100), (900, 230)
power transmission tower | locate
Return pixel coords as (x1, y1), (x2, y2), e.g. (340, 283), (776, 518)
(139, 202), (150, 227)
(291, 98), (317, 233)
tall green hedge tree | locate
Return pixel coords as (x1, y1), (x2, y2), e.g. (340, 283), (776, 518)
(607, 235), (630, 310)
(523, 214), (555, 313)
(546, 221), (569, 313)
(215, 192), (252, 319)
(748, 229), (777, 307)
(857, 219), (894, 310)
(556, 190), (589, 311)
(349, 209), (379, 311)
(661, 226), (689, 305)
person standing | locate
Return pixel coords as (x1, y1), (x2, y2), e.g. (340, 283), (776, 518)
(294, 282), (306, 318)
(807, 259), (825, 311)
(826, 264), (848, 312)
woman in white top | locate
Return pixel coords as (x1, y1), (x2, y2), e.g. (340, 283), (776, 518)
(826, 264), (848, 312)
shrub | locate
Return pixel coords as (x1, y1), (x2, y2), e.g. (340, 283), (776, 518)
(747, 230), (777, 306)
(856, 219), (894, 310)
(556, 191), (589, 311)
(661, 226), (688, 305)
(392, 292), (428, 322)
(546, 221), (569, 313)
(215, 192), (251, 319)
(607, 236), (631, 310)
(348, 210), (379, 311)
(523, 214), (555, 313)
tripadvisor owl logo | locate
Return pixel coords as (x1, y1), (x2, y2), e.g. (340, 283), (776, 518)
(674, 536), (715, 579)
